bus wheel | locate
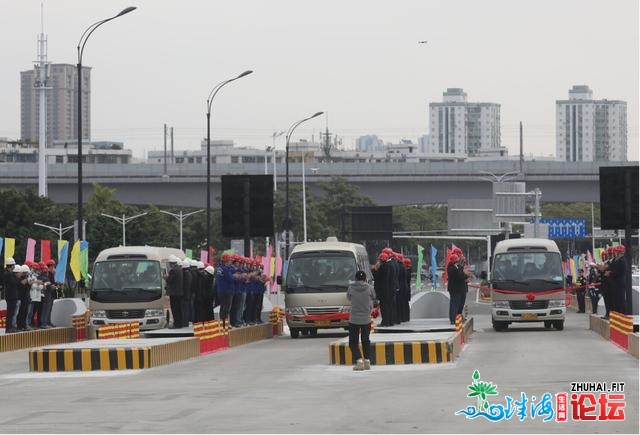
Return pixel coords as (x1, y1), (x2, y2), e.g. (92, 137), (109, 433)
(301, 328), (310, 336)
(290, 328), (300, 339)
(554, 320), (564, 331)
(309, 328), (318, 337)
(544, 321), (552, 329)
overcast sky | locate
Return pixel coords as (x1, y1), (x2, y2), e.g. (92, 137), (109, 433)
(1, 0), (638, 160)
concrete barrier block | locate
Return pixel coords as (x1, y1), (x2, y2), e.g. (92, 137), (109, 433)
(51, 299), (87, 327)
(410, 291), (450, 319)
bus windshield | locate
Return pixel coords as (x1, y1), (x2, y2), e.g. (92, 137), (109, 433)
(493, 252), (563, 291)
(285, 251), (356, 293)
(92, 260), (162, 297)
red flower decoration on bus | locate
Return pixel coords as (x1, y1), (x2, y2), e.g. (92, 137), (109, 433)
(526, 293), (536, 301)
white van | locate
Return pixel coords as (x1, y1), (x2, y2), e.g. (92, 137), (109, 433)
(491, 238), (566, 331)
(281, 237), (372, 338)
(89, 246), (185, 330)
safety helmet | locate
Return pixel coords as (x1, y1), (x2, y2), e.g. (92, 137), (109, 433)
(221, 253), (231, 262)
(403, 258), (412, 267)
(196, 261), (205, 269)
(168, 255), (179, 264)
(13, 264), (22, 272)
(205, 265), (215, 275)
(452, 247), (462, 255)
(46, 259), (56, 266)
(449, 254), (460, 263)
(378, 253), (389, 262)
(382, 248), (393, 255)
(181, 260), (190, 269)
(6, 257), (16, 266)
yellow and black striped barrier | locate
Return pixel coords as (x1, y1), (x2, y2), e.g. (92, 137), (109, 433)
(29, 347), (150, 371)
(97, 322), (141, 339)
(609, 311), (634, 351)
(330, 340), (451, 365)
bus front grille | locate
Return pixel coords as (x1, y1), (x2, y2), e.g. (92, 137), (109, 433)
(107, 309), (145, 319)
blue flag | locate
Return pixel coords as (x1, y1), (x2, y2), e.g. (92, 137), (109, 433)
(55, 240), (69, 283)
(431, 245), (438, 290)
(0, 237), (3, 259)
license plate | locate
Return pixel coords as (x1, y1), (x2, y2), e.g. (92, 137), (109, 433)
(522, 313), (538, 321)
(314, 320), (331, 327)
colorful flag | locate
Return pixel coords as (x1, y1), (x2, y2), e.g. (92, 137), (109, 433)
(185, 249), (193, 259)
(26, 238), (36, 262)
(264, 245), (273, 278)
(594, 248), (602, 263)
(431, 245), (438, 290)
(569, 257), (577, 283)
(80, 241), (89, 280)
(208, 246), (215, 265)
(200, 250), (208, 264)
(4, 237), (15, 267)
(41, 239), (51, 263)
(416, 244), (424, 290)
(0, 237), (3, 262)
(55, 240), (69, 283)
(587, 250), (594, 264)
(70, 240), (82, 282)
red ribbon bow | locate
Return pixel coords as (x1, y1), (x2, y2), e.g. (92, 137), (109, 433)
(526, 293), (536, 301)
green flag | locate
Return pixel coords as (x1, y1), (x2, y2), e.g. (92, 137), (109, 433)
(185, 249), (193, 259)
(416, 244), (424, 290)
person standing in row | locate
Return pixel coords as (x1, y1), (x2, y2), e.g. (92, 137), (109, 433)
(3, 258), (18, 333)
(447, 253), (467, 325)
(596, 249), (612, 319)
(347, 270), (376, 371)
(202, 265), (217, 322)
(215, 254), (236, 329)
(607, 245), (628, 314)
(40, 260), (57, 329)
(181, 260), (193, 327)
(165, 256), (184, 329)
(371, 252), (391, 326)
(401, 257), (412, 322)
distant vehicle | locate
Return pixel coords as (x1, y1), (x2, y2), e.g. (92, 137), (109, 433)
(89, 246), (185, 331)
(491, 238), (565, 332)
(280, 237), (371, 339)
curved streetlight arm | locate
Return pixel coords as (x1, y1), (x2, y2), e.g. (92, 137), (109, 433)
(77, 7), (137, 63)
(207, 70), (253, 114)
(285, 112), (324, 145)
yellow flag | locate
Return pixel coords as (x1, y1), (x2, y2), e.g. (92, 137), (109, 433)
(70, 240), (82, 282)
(4, 237), (15, 267)
(271, 257), (276, 278)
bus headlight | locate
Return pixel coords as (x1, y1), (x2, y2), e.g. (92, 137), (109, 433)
(92, 310), (107, 318)
(548, 300), (565, 308)
(145, 309), (164, 317)
(492, 301), (509, 309)
(285, 307), (304, 315)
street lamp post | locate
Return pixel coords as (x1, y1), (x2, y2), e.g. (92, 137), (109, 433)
(206, 70), (253, 251)
(159, 209), (204, 251)
(34, 222), (74, 240)
(284, 112), (323, 258)
(76, 6), (136, 241)
(100, 212), (148, 247)
(271, 130), (285, 191)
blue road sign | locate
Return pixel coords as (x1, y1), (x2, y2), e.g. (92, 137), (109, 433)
(535, 218), (587, 238)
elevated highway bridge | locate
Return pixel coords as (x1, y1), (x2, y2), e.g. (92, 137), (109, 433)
(1, 160), (635, 208)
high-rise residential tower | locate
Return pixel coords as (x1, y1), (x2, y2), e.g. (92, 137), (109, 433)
(556, 85), (627, 162)
(428, 88), (501, 157)
(21, 63), (91, 145)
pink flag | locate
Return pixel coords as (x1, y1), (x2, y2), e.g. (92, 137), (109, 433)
(587, 251), (594, 264)
(200, 250), (208, 264)
(26, 238), (36, 262)
(272, 255), (283, 294)
(263, 245), (273, 277)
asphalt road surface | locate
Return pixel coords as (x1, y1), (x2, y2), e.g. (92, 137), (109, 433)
(0, 290), (637, 433)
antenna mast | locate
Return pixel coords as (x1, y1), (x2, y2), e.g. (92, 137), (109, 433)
(35, 2), (51, 197)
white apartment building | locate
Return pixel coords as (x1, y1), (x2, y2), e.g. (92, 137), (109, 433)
(556, 85), (627, 162)
(428, 88), (501, 157)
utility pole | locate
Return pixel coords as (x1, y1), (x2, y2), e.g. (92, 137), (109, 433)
(519, 121), (524, 176)
(36, 4), (51, 197)
(163, 123), (167, 175)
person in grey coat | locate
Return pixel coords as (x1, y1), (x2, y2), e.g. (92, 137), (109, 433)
(347, 270), (376, 370)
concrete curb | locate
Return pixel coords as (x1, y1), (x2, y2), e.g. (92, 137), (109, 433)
(1, 327), (75, 353)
